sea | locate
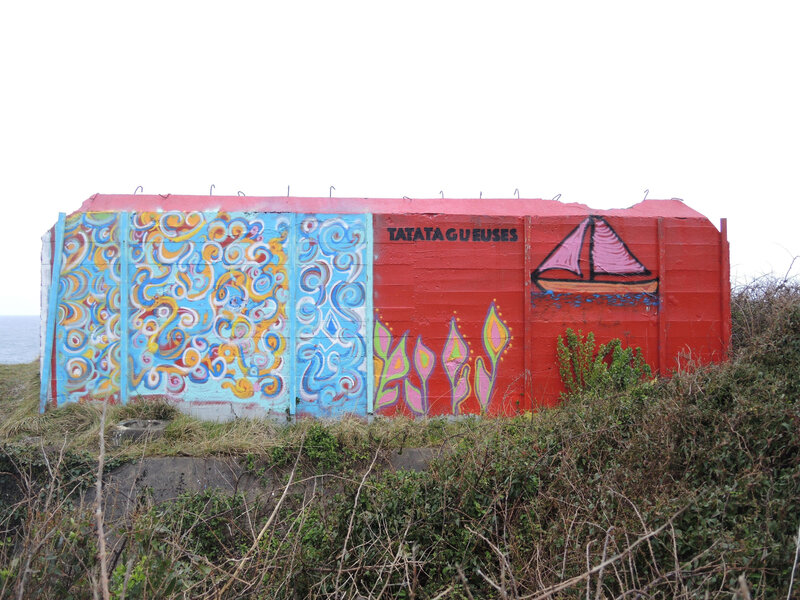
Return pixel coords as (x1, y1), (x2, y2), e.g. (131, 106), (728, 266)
(0, 315), (40, 365)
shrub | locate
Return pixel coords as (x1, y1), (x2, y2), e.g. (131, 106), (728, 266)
(557, 328), (652, 399)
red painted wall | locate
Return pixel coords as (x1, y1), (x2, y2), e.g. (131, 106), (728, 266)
(373, 214), (526, 417)
(527, 216), (658, 406)
(372, 212), (728, 413)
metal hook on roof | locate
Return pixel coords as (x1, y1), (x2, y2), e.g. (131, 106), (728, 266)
(514, 189), (519, 199)
(134, 186), (143, 195)
(237, 191), (246, 196)
(402, 196), (411, 200)
(330, 186), (335, 198)
(553, 193), (561, 201)
(209, 184), (215, 196)
(440, 190), (444, 199)
(643, 189), (649, 201)
(480, 191), (483, 199)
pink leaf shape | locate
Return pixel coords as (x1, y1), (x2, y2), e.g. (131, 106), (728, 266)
(452, 364), (471, 414)
(413, 336), (436, 384)
(482, 303), (511, 370)
(442, 317), (469, 384)
(374, 319), (393, 360)
(383, 333), (410, 383)
(403, 380), (425, 415)
(474, 357), (493, 411)
(375, 385), (399, 410)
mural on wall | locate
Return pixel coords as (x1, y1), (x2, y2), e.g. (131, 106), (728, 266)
(373, 301), (512, 416)
(128, 211), (291, 410)
(44, 198), (728, 417)
(473, 303), (512, 412)
(294, 214), (369, 417)
(373, 214), (526, 417)
(50, 210), (370, 415)
(55, 213), (122, 404)
(530, 216), (659, 308)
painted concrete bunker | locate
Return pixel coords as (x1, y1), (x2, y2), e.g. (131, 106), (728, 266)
(40, 195), (731, 419)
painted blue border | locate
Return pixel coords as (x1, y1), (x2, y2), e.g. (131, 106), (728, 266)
(119, 212), (130, 404)
(365, 212), (374, 414)
(288, 213), (297, 416)
(40, 213), (66, 413)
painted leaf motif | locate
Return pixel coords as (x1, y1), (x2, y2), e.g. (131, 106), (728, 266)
(413, 336), (436, 384)
(403, 379), (425, 415)
(383, 332), (410, 384)
(373, 356), (384, 392)
(374, 319), (393, 360)
(442, 317), (469, 384)
(483, 303), (510, 369)
(375, 385), (399, 410)
(474, 357), (493, 411)
(452, 364), (471, 414)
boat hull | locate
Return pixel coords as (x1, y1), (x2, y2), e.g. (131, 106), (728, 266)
(534, 277), (659, 294)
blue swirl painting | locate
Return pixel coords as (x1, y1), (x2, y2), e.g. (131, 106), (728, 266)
(51, 211), (369, 416)
(294, 214), (369, 417)
(127, 211), (291, 411)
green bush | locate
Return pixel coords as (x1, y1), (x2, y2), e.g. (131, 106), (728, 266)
(557, 328), (652, 399)
(304, 423), (341, 470)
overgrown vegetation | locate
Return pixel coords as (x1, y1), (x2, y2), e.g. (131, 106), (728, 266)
(1, 277), (799, 598)
(557, 327), (653, 399)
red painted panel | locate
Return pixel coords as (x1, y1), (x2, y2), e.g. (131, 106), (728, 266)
(526, 215), (726, 404)
(373, 215), (526, 417)
(371, 211), (726, 413)
(528, 216), (661, 404)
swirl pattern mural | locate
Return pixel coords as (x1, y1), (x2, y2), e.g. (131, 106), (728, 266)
(128, 211), (290, 410)
(50, 210), (369, 415)
(55, 213), (122, 404)
(294, 215), (369, 417)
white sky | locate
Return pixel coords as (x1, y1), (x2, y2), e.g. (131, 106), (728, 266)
(1, 1), (798, 315)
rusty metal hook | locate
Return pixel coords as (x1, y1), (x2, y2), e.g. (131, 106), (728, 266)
(330, 186), (335, 198)
(134, 186), (143, 195)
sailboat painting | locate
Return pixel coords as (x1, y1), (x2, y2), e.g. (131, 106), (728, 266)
(531, 216), (658, 304)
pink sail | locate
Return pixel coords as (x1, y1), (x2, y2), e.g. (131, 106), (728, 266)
(536, 218), (590, 275)
(591, 220), (648, 274)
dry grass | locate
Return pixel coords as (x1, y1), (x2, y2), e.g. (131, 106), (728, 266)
(0, 364), (479, 461)
(1, 277), (799, 598)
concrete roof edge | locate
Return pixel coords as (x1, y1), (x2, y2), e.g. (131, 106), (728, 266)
(75, 195), (712, 221)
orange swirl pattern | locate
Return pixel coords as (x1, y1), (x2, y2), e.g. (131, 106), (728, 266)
(128, 212), (290, 409)
(54, 213), (122, 403)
